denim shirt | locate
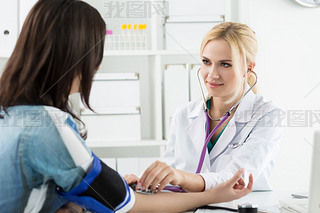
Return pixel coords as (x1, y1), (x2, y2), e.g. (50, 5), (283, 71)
(0, 105), (90, 213)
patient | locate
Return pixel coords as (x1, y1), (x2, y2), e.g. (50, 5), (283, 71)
(0, 0), (253, 212)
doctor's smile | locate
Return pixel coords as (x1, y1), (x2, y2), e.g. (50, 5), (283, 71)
(206, 82), (224, 89)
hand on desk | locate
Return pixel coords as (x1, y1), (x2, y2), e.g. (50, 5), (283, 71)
(209, 168), (253, 203)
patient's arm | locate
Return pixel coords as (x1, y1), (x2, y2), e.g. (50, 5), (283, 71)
(129, 169), (253, 212)
(55, 202), (83, 213)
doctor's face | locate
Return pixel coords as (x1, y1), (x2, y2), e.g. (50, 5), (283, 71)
(201, 39), (242, 100)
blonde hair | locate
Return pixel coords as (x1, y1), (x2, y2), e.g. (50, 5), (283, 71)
(200, 22), (258, 104)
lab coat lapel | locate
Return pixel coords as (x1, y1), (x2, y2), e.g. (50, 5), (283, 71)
(187, 102), (206, 154)
(209, 87), (255, 159)
(209, 117), (236, 159)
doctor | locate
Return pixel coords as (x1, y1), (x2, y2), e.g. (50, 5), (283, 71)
(125, 22), (283, 192)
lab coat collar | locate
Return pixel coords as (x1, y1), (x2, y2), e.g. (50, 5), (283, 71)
(187, 83), (256, 162)
(233, 84), (255, 123)
(187, 83), (255, 123)
(188, 100), (205, 119)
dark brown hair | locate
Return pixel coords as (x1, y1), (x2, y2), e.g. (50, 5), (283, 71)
(0, 0), (106, 138)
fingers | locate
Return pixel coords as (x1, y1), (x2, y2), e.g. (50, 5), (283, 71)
(138, 161), (174, 192)
(226, 168), (244, 186)
(227, 169), (253, 198)
(156, 172), (175, 192)
(247, 173), (253, 191)
(141, 162), (165, 190)
(146, 167), (170, 191)
(124, 174), (139, 185)
(233, 182), (245, 190)
(139, 161), (158, 185)
(237, 176), (245, 186)
(235, 173), (254, 198)
(233, 176), (245, 190)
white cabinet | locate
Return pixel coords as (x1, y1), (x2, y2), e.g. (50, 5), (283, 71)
(0, 0), (18, 57)
(0, 0), (38, 57)
(81, 73), (142, 142)
(82, 108), (141, 142)
(86, 73), (140, 108)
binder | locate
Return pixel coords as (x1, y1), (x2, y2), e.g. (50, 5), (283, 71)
(81, 107), (141, 142)
(163, 65), (189, 139)
(80, 73), (141, 142)
(165, 0), (225, 50)
(81, 73), (140, 109)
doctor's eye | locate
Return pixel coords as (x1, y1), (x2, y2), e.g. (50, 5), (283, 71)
(221, 62), (232, 68)
(202, 59), (211, 65)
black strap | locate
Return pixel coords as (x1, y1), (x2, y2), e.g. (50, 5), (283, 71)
(197, 205), (238, 212)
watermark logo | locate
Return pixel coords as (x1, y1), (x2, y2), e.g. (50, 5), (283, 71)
(104, 1), (169, 18)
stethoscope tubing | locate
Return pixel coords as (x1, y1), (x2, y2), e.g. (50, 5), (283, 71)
(195, 68), (258, 174)
(196, 111), (230, 173)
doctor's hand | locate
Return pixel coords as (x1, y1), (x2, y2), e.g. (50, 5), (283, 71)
(137, 161), (185, 192)
(208, 169), (253, 203)
(124, 173), (139, 185)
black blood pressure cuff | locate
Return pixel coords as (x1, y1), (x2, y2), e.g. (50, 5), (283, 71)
(57, 153), (134, 213)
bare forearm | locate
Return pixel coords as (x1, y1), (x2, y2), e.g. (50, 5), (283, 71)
(129, 191), (213, 212)
(128, 169), (253, 212)
(178, 169), (205, 192)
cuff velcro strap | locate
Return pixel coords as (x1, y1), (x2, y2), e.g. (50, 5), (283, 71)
(57, 154), (131, 213)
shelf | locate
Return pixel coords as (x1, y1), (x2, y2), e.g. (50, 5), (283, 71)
(103, 50), (155, 56)
(165, 15), (224, 23)
(103, 50), (199, 57)
(0, 52), (12, 58)
(88, 140), (167, 158)
(1, 50), (199, 58)
(81, 107), (140, 115)
(157, 50), (199, 56)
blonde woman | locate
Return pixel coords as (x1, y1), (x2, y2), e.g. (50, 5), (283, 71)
(125, 22), (283, 193)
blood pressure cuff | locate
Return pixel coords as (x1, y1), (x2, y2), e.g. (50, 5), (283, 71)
(57, 154), (135, 213)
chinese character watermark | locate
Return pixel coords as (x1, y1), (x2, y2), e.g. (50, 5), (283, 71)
(104, 1), (169, 18)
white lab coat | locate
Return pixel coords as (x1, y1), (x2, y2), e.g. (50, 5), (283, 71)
(163, 89), (284, 191)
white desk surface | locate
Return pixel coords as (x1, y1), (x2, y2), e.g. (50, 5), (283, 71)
(195, 191), (298, 213)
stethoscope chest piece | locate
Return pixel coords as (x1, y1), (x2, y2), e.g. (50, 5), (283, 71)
(238, 203), (258, 213)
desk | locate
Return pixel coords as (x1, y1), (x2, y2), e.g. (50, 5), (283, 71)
(195, 191), (294, 213)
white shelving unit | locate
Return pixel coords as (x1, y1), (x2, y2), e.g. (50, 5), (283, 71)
(0, 0), (227, 174)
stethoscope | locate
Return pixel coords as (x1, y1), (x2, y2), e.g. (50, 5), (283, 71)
(196, 68), (258, 173)
(163, 68), (258, 193)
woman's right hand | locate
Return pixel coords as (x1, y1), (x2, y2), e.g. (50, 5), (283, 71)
(208, 168), (253, 203)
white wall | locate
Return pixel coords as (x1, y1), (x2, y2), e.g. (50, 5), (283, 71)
(229, 0), (320, 192)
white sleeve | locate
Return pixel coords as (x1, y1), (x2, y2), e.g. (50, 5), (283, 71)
(45, 107), (93, 172)
(200, 108), (284, 190)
